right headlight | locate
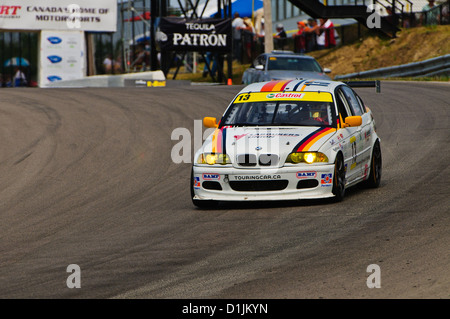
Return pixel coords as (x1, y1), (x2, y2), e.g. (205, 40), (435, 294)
(197, 153), (231, 165)
(285, 152), (329, 164)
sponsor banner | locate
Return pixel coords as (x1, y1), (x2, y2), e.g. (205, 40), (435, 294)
(39, 30), (85, 87)
(0, 0), (117, 32)
(233, 92), (333, 104)
(158, 17), (231, 52)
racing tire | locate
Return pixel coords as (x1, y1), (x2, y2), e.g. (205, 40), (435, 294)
(190, 168), (218, 209)
(332, 153), (346, 202)
(365, 141), (382, 188)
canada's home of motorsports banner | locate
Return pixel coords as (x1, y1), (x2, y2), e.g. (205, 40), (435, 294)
(0, 0), (117, 32)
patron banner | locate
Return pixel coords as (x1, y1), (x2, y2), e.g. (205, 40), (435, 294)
(39, 30), (85, 87)
(158, 17), (231, 52)
(0, 0), (117, 32)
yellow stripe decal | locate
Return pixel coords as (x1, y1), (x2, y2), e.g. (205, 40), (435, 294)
(234, 92), (333, 103)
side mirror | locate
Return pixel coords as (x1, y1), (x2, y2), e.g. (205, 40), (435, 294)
(255, 65), (264, 70)
(343, 116), (362, 127)
(203, 117), (218, 128)
(323, 68), (332, 73)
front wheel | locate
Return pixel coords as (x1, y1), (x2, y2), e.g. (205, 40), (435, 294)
(332, 153), (346, 202)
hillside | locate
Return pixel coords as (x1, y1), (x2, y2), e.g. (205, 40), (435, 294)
(306, 25), (450, 79)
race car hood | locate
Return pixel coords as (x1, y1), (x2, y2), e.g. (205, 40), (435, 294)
(201, 126), (336, 168)
(265, 70), (331, 81)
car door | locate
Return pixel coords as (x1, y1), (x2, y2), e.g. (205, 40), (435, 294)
(340, 86), (371, 183)
(335, 87), (363, 184)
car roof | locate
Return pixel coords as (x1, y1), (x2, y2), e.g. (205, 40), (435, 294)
(238, 79), (345, 95)
(261, 51), (317, 60)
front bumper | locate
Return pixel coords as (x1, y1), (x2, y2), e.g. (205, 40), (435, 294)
(192, 164), (336, 201)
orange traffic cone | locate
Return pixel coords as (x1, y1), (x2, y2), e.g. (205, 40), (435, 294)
(227, 78), (232, 86)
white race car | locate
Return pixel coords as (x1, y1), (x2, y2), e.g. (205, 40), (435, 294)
(191, 79), (382, 208)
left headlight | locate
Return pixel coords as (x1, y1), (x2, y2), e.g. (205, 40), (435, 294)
(285, 152), (329, 164)
(197, 153), (231, 165)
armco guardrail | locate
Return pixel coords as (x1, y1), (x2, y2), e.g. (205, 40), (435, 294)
(335, 54), (450, 80)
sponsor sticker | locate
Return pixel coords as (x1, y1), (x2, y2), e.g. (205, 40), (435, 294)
(194, 176), (201, 189)
(47, 55), (62, 63)
(47, 37), (62, 44)
(203, 173), (220, 180)
(232, 175), (281, 181)
(266, 92), (304, 99)
(321, 173), (332, 186)
(296, 171), (317, 179)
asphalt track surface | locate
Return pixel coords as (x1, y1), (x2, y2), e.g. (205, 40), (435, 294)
(0, 81), (448, 299)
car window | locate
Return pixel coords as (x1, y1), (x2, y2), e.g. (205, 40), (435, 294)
(267, 57), (322, 72)
(341, 86), (364, 116)
(336, 89), (351, 120)
(222, 100), (335, 127)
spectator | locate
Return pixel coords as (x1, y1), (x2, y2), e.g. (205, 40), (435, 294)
(442, 2), (449, 24)
(274, 23), (287, 50)
(13, 67), (27, 87)
(103, 54), (113, 73)
(242, 17), (256, 62)
(202, 52), (218, 78)
(232, 12), (245, 62)
(256, 18), (265, 49)
(304, 18), (319, 52)
(421, 0), (440, 25)
(131, 44), (150, 71)
(317, 18), (336, 50)
(293, 21), (306, 53)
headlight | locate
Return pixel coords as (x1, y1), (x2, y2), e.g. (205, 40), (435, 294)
(286, 152), (329, 164)
(197, 153), (231, 165)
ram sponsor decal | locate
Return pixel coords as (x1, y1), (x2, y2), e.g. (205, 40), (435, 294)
(321, 173), (332, 186)
(296, 171), (317, 179)
(203, 173), (220, 180)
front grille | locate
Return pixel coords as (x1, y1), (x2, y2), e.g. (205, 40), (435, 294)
(229, 180), (289, 192)
(237, 154), (257, 167)
(296, 179), (319, 189)
(259, 154), (279, 166)
(202, 181), (222, 190)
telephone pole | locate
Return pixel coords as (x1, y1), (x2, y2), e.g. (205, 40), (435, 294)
(263, 0), (273, 53)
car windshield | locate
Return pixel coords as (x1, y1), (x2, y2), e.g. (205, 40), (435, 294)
(222, 100), (335, 127)
(267, 57), (323, 72)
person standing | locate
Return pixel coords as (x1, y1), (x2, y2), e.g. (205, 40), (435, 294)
(317, 18), (336, 50)
(293, 21), (306, 53)
(421, 0), (440, 25)
(232, 12), (245, 62)
(273, 23), (287, 50)
(304, 18), (319, 52)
